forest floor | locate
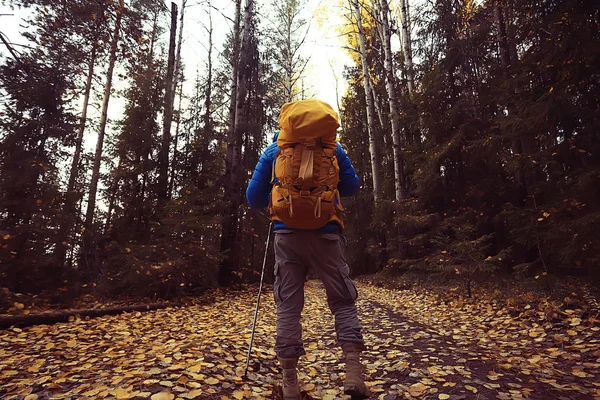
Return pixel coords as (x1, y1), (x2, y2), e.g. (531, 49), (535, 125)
(1, 279), (599, 400)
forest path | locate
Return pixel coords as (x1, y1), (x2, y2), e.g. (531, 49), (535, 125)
(1, 280), (599, 400)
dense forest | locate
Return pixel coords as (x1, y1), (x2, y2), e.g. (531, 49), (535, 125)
(0, 0), (598, 304)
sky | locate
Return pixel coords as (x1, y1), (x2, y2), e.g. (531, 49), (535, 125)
(178, 0), (352, 113)
(0, 0), (352, 135)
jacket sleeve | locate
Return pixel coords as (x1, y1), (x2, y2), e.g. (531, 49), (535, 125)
(246, 146), (275, 209)
(336, 143), (360, 197)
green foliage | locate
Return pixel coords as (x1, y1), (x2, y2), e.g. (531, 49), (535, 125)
(0, 2), (84, 292)
(342, 0), (600, 280)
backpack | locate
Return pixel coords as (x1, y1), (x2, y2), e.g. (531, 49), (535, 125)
(269, 99), (345, 229)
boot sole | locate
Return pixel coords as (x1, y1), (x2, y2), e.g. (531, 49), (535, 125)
(275, 385), (302, 400)
(344, 386), (370, 399)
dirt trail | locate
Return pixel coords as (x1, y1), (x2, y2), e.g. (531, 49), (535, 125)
(1, 281), (598, 399)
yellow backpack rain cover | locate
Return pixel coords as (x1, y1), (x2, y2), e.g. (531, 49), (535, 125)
(270, 99), (344, 229)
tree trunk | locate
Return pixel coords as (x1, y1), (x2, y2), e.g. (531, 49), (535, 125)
(169, 82), (183, 197)
(329, 59), (345, 137)
(0, 302), (181, 329)
(353, 0), (382, 202)
(158, 2), (178, 202)
(200, 0), (214, 181)
(54, 43), (97, 266)
(68, 44), (96, 193)
(218, 0), (252, 287)
(493, 0), (535, 195)
(141, 9), (159, 200)
(370, 85), (387, 146)
(493, 2), (511, 71)
(167, 1), (186, 197)
(173, 0), (186, 97)
(399, 0), (423, 144)
(85, 0), (123, 226)
(227, 0), (243, 141)
(399, 0), (414, 96)
(379, 0), (405, 202)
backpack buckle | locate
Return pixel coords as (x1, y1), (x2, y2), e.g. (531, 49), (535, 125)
(299, 190), (311, 197)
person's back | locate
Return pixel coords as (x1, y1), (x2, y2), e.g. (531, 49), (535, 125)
(246, 99), (370, 399)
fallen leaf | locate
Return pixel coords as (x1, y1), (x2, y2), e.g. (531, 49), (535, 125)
(151, 392), (174, 400)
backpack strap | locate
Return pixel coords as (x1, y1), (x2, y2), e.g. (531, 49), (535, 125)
(298, 145), (314, 188)
(271, 158), (276, 184)
(270, 150), (281, 185)
(335, 189), (344, 211)
(314, 195), (322, 218)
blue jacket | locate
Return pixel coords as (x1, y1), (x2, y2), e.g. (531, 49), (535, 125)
(246, 134), (360, 231)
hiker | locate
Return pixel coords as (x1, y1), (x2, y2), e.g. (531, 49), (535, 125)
(246, 99), (370, 399)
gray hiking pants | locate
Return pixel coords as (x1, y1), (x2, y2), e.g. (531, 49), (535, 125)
(273, 229), (365, 359)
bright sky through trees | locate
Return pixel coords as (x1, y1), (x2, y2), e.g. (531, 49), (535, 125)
(0, 0), (350, 114)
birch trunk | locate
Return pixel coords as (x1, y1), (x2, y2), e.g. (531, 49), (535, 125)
(158, 2), (178, 201)
(201, 0), (214, 177)
(68, 44), (96, 193)
(227, 0), (243, 140)
(380, 0), (405, 202)
(399, 0), (414, 96)
(218, 0), (249, 287)
(353, 0), (382, 202)
(141, 10), (159, 202)
(173, 0), (186, 96)
(169, 82), (183, 197)
(168, 0), (186, 196)
(370, 85), (387, 146)
(85, 0), (123, 225)
(55, 43), (97, 265)
(329, 60), (345, 137)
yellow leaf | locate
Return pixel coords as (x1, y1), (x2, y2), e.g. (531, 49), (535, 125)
(439, 395), (450, 400)
(151, 392), (174, 400)
(205, 377), (219, 385)
(570, 317), (581, 326)
(188, 365), (201, 373)
(465, 385), (478, 393)
(572, 370), (587, 378)
(181, 390), (203, 399)
(66, 339), (76, 347)
(3, 234), (11, 240)
(233, 392), (244, 400)
(24, 395), (38, 400)
(408, 383), (427, 397)
(125, 247), (131, 252)
(111, 388), (134, 400)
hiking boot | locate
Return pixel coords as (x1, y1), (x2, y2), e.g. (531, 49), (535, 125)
(278, 357), (301, 400)
(341, 342), (371, 398)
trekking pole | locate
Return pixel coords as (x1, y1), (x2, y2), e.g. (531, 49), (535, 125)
(244, 221), (274, 378)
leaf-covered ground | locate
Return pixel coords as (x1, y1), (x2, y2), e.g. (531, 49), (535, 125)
(1, 280), (599, 399)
